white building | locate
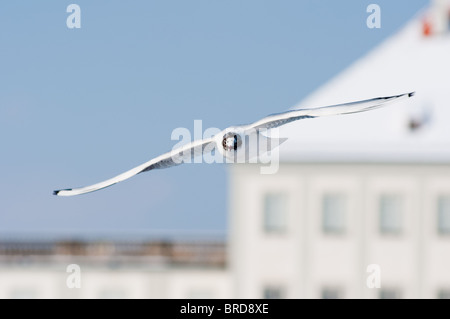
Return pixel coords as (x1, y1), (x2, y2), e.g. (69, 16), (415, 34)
(229, 0), (450, 299)
(0, 240), (231, 299)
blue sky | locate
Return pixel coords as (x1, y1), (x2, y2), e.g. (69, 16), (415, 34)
(0, 0), (428, 239)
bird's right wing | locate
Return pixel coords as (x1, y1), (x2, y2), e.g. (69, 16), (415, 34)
(247, 92), (415, 131)
(54, 137), (216, 197)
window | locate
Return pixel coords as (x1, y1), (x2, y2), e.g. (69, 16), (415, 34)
(438, 196), (450, 235)
(10, 288), (37, 299)
(99, 288), (126, 299)
(188, 289), (214, 299)
(321, 287), (342, 299)
(263, 193), (288, 233)
(322, 194), (347, 234)
(438, 289), (450, 299)
(263, 286), (284, 299)
(448, 11), (450, 32)
(379, 194), (403, 235)
(379, 288), (401, 299)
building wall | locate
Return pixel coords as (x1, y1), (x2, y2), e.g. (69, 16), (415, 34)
(0, 265), (231, 299)
(229, 163), (450, 298)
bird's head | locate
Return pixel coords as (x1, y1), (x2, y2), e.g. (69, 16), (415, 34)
(222, 132), (242, 152)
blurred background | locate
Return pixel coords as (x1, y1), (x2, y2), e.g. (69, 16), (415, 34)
(1, 0), (449, 298)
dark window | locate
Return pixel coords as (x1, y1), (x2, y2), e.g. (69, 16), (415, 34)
(322, 194), (347, 234)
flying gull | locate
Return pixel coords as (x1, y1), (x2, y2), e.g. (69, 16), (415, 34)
(54, 92), (414, 196)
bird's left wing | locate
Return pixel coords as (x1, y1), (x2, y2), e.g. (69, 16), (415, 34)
(54, 137), (216, 196)
(246, 92), (414, 131)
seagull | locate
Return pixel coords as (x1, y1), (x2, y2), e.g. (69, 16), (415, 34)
(54, 92), (414, 196)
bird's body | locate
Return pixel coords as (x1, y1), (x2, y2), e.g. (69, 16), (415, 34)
(54, 92), (414, 196)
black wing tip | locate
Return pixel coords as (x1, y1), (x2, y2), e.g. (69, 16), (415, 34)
(381, 92), (415, 99)
(53, 189), (71, 196)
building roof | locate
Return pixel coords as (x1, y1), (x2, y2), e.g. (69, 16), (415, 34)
(280, 2), (450, 163)
(0, 240), (226, 268)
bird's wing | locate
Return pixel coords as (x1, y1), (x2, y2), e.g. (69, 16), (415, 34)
(246, 92), (414, 131)
(54, 137), (216, 196)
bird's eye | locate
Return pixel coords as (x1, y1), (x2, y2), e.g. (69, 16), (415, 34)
(233, 134), (242, 151)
